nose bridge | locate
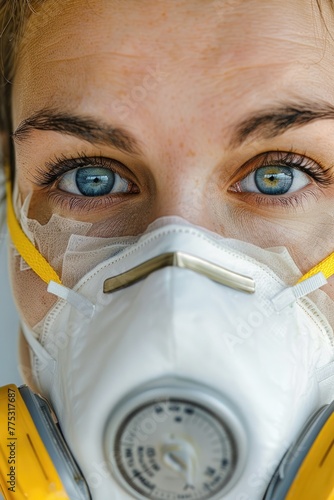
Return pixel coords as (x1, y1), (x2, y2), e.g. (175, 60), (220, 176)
(146, 115), (224, 230)
(152, 160), (216, 228)
(155, 183), (202, 223)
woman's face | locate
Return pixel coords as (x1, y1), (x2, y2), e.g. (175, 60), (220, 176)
(11, 0), (334, 329)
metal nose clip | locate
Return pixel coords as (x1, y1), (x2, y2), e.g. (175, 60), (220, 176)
(103, 252), (255, 294)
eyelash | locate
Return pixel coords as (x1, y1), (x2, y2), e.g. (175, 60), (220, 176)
(33, 152), (127, 187)
(37, 150), (331, 183)
(228, 150), (334, 210)
(237, 150), (334, 186)
(32, 150), (333, 213)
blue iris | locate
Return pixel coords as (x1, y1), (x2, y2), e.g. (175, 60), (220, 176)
(76, 167), (115, 196)
(255, 166), (293, 195)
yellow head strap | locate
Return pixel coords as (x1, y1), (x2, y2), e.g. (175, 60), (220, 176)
(297, 253), (334, 283)
(4, 166), (334, 287)
(5, 170), (62, 286)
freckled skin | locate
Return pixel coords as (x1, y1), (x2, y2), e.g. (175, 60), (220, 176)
(10, 0), (334, 378)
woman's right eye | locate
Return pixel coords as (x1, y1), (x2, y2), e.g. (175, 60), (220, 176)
(58, 166), (132, 197)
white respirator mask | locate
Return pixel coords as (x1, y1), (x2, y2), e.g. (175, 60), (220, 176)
(3, 179), (334, 500)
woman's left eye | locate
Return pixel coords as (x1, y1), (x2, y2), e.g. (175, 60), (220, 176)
(58, 166), (131, 196)
(231, 165), (310, 195)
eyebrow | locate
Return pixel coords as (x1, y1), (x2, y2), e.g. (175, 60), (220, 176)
(12, 99), (334, 153)
(230, 99), (334, 147)
(12, 109), (143, 156)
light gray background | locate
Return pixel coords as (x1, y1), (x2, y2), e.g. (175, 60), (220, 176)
(0, 228), (22, 386)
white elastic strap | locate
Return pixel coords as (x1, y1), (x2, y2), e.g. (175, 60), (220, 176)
(271, 272), (327, 312)
(21, 322), (56, 374)
(47, 281), (95, 319)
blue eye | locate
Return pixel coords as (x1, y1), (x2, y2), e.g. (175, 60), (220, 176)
(58, 166), (130, 196)
(237, 165), (310, 195)
(254, 166), (293, 195)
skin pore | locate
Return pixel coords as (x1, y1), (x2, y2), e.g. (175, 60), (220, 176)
(10, 0), (334, 381)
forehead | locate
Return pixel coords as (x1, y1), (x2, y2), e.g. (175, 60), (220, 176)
(12, 0), (334, 136)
